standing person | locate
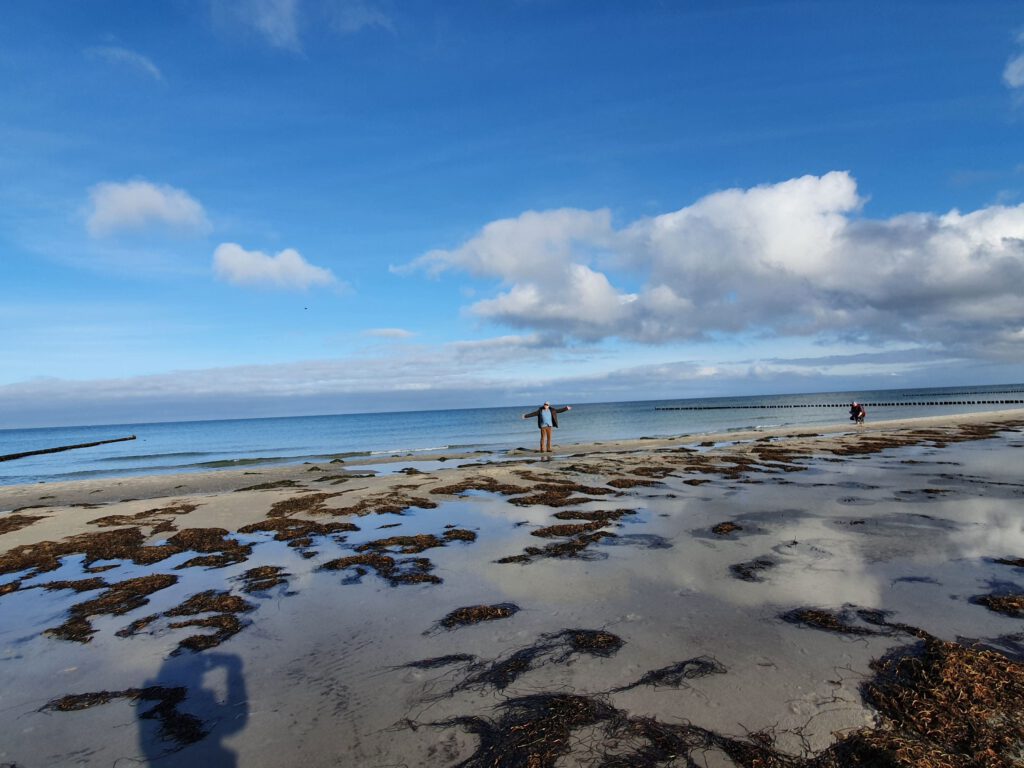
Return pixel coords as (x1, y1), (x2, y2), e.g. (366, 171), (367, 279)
(522, 402), (572, 453)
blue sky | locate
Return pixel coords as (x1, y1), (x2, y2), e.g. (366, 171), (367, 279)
(2, 1), (1024, 428)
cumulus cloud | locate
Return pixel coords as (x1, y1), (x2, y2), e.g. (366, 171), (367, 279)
(84, 46), (163, 80)
(407, 172), (1024, 359)
(213, 242), (337, 289)
(87, 180), (210, 237)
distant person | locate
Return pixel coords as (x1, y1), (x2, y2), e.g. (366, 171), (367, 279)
(522, 401), (572, 453)
(849, 402), (866, 424)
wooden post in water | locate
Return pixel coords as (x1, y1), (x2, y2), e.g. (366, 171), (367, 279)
(0, 435), (137, 463)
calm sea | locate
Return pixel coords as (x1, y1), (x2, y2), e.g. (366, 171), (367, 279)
(2, 384), (1022, 486)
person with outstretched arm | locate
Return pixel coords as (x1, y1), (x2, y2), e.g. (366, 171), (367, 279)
(522, 401), (571, 453)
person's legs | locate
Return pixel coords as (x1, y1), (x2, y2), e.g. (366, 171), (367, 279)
(540, 427), (552, 452)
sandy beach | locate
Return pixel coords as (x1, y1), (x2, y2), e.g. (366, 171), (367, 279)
(2, 409), (1023, 767)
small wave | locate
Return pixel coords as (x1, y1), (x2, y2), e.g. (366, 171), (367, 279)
(105, 451), (212, 463)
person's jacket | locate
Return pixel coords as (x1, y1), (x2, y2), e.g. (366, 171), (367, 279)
(524, 405), (569, 428)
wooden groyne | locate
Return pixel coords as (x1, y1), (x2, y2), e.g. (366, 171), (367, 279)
(655, 400), (1024, 411)
(0, 435), (137, 463)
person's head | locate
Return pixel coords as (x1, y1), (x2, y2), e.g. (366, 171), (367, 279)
(543, 401), (550, 409)
(852, 402), (858, 407)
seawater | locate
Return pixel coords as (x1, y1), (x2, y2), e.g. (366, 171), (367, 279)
(1, 384), (1021, 486)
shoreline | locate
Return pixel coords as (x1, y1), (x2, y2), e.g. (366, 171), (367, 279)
(3, 408), (1022, 511)
(1, 408), (1023, 766)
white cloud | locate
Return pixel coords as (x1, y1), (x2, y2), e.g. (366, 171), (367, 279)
(363, 327), (415, 338)
(214, 0), (302, 51)
(408, 208), (615, 281)
(405, 172), (1024, 358)
(1005, 53), (1024, 89)
(327, 0), (394, 34)
(84, 46), (163, 80)
(87, 180), (210, 237)
(213, 242), (337, 289)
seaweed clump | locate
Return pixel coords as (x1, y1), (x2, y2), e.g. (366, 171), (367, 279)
(43, 686), (206, 748)
(235, 565), (289, 593)
(355, 529), (477, 554)
(0, 526), (251, 580)
(824, 636), (1024, 768)
(0, 513), (45, 536)
(46, 574), (179, 643)
(238, 518), (358, 549)
(321, 552), (440, 586)
(450, 629), (623, 694)
(712, 521), (742, 536)
(164, 589), (256, 654)
(552, 508), (637, 522)
(972, 593), (1024, 618)
(436, 603), (520, 631)
(496, 530), (615, 565)
(612, 656), (726, 692)
(424, 633), (1024, 768)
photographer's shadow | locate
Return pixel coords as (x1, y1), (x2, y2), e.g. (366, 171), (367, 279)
(138, 651), (248, 767)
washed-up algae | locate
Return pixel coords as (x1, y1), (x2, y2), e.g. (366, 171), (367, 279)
(430, 476), (528, 497)
(0, 526), (251, 580)
(268, 492), (342, 517)
(423, 629), (1024, 768)
(38, 577), (108, 593)
(46, 574), (179, 643)
(355, 528), (477, 555)
(972, 593), (1024, 618)
(712, 521), (743, 536)
(611, 656), (727, 692)
(321, 552), (440, 586)
(163, 589), (255, 654)
(606, 477), (662, 489)
(168, 528), (252, 569)
(332, 491), (439, 517)
(90, 503), (198, 529)
(448, 629), (624, 695)
(552, 508), (637, 522)
(0, 513), (45, 535)
(235, 565), (289, 593)
(43, 686), (206, 748)
(434, 603), (520, 631)
(235, 479), (300, 491)
(238, 517), (358, 545)
(497, 531), (615, 564)
(402, 654), (476, 669)
(531, 521), (609, 538)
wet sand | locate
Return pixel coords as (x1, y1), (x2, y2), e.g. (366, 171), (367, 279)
(1, 410), (1023, 766)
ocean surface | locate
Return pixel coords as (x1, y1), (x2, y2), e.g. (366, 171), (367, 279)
(1, 384), (1022, 486)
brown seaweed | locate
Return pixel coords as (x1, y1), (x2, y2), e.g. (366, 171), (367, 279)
(235, 565), (289, 593)
(46, 574), (179, 643)
(611, 656), (727, 692)
(0, 513), (45, 535)
(712, 521), (743, 536)
(320, 552), (441, 586)
(430, 603), (520, 632)
(972, 593), (1024, 618)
